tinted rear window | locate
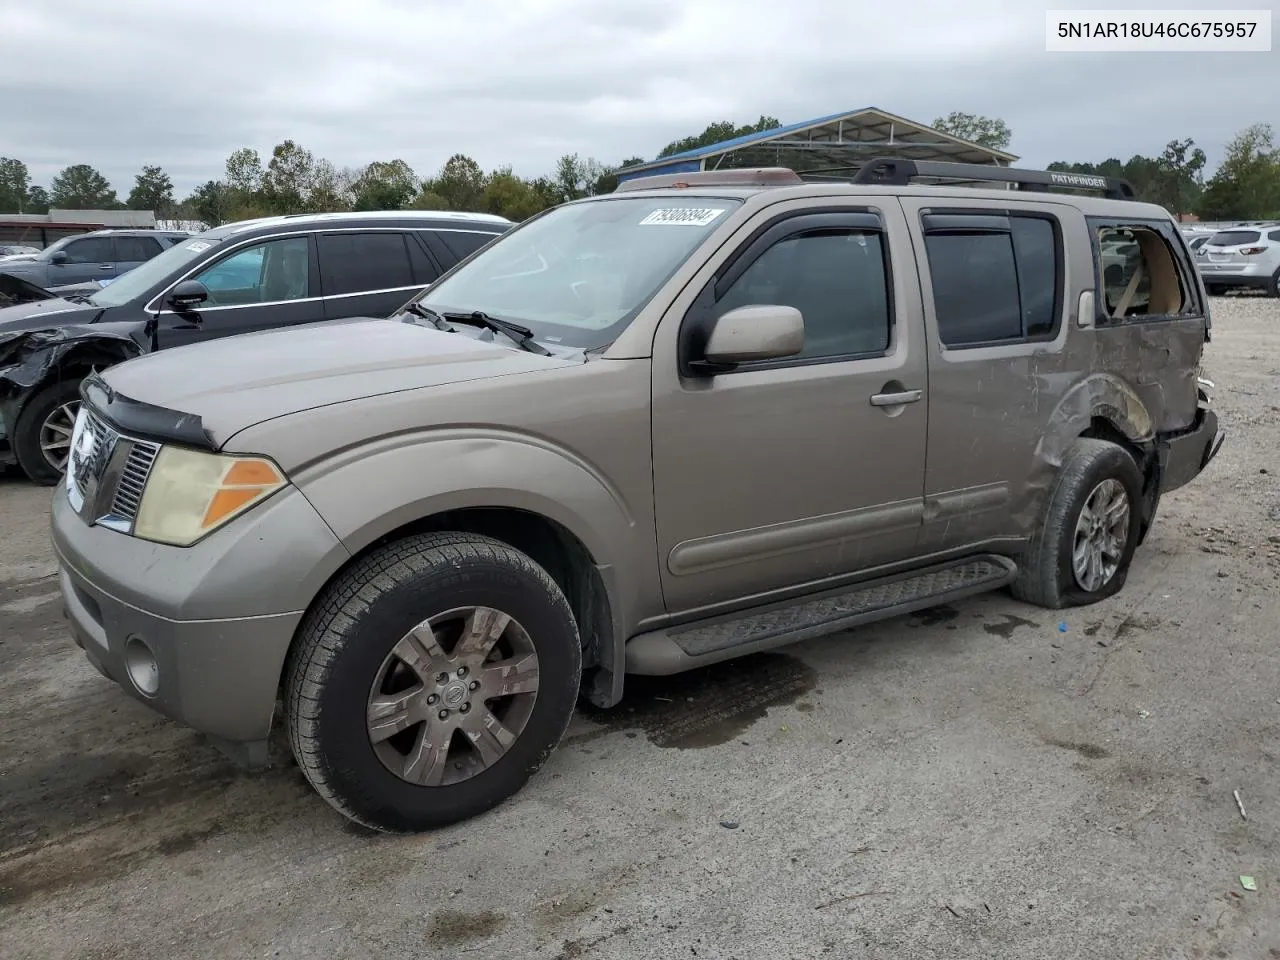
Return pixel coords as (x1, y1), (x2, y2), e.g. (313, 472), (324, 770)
(1209, 230), (1261, 246)
(435, 229), (499, 262)
(317, 232), (415, 295)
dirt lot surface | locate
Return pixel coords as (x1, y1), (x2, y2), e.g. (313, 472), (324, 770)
(2, 296), (1278, 960)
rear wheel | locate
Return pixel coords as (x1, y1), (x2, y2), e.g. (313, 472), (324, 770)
(12, 379), (83, 486)
(1204, 283), (1225, 297)
(1012, 438), (1144, 609)
(1266, 268), (1280, 298)
(285, 532), (582, 832)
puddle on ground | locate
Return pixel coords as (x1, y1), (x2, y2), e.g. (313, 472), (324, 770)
(983, 613), (1040, 639)
(577, 652), (817, 749)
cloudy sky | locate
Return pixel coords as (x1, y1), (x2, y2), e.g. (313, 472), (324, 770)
(1, 0), (1275, 197)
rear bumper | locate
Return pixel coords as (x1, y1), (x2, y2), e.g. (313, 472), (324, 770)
(1157, 407), (1223, 494)
(1197, 264), (1272, 289)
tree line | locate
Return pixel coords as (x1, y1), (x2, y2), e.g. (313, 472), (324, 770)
(1, 115), (1276, 226)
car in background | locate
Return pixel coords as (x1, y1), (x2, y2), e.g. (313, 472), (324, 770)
(1185, 234), (1214, 255)
(0, 230), (190, 289)
(1197, 226), (1280, 296)
(0, 210), (511, 483)
(0, 244), (41, 259)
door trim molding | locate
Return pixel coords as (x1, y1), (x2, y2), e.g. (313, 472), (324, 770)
(667, 499), (923, 577)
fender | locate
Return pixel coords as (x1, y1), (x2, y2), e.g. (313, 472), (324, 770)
(291, 429), (648, 704)
(1035, 372), (1154, 469)
(1001, 373), (1156, 535)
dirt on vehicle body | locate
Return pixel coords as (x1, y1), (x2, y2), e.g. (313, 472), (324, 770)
(49, 159), (1222, 832)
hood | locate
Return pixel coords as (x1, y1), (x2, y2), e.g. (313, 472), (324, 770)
(99, 316), (577, 446)
(0, 296), (100, 331)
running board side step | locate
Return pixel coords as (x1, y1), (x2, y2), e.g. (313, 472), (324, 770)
(625, 555), (1018, 675)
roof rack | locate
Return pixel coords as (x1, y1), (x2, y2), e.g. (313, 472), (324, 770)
(850, 157), (1137, 200)
(615, 168), (804, 192)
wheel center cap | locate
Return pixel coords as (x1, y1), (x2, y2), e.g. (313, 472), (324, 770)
(442, 681), (469, 707)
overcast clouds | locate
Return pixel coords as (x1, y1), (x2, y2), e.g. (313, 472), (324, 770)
(1, 0), (1276, 197)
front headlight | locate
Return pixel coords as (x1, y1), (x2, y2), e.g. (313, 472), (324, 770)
(133, 446), (287, 546)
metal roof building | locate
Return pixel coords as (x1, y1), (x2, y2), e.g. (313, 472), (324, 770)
(0, 208), (158, 248)
(617, 106), (1018, 185)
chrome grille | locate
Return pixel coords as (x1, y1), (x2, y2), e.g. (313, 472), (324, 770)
(108, 440), (160, 521)
(72, 410), (118, 497)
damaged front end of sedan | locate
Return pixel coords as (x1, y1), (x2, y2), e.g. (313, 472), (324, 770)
(0, 321), (151, 475)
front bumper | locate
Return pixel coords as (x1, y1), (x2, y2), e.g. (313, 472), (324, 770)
(1157, 406), (1223, 494)
(51, 482), (349, 745)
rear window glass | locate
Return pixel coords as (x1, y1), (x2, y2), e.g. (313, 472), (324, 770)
(1209, 230), (1261, 246)
(435, 229), (499, 262)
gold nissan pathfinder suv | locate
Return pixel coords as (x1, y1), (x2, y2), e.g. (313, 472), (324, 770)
(51, 159), (1224, 831)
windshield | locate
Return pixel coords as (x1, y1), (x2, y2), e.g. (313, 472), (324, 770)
(414, 196), (742, 349)
(1208, 230), (1261, 247)
(88, 235), (221, 307)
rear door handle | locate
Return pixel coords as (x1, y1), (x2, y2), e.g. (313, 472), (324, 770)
(869, 389), (923, 407)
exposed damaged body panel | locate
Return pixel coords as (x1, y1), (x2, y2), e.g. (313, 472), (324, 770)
(0, 320), (148, 464)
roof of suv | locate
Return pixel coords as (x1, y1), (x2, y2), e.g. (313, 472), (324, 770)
(72, 228), (192, 238)
(609, 158), (1174, 221)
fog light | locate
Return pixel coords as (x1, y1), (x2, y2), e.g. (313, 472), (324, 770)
(124, 636), (160, 697)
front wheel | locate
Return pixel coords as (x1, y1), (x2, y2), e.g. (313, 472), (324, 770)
(285, 532), (582, 832)
(12, 378), (83, 486)
(1012, 438), (1144, 609)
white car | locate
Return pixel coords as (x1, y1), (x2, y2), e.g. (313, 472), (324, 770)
(1197, 226), (1280, 297)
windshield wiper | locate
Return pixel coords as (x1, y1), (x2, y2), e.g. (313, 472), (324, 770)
(443, 311), (551, 356)
(402, 301), (454, 331)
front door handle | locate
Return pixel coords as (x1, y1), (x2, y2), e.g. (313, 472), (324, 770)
(869, 388), (923, 407)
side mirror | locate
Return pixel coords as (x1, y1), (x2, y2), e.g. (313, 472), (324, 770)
(50, 250), (68, 264)
(167, 279), (209, 312)
(699, 304), (804, 369)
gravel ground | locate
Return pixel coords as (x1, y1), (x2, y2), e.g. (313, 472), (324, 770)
(1, 295), (1278, 960)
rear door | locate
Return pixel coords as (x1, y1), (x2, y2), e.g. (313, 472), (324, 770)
(154, 234), (324, 348)
(316, 231), (431, 319)
(112, 235), (164, 279)
(898, 196), (1072, 551)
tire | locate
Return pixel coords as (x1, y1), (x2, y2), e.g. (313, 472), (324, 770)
(1266, 269), (1280, 298)
(1011, 438), (1144, 610)
(1204, 283), (1225, 297)
(285, 532), (582, 832)
(12, 378), (84, 486)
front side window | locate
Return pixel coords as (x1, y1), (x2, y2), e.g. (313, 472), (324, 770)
(87, 236), (226, 308)
(63, 237), (115, 264)
(714, 229), (892, 361)
(923, 213), (1061, 348)
(416, 196), (741, 349)
(194, 237), (310, 306)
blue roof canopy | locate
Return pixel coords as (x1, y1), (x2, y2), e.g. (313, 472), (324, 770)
(617, 107), (1018, 184)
